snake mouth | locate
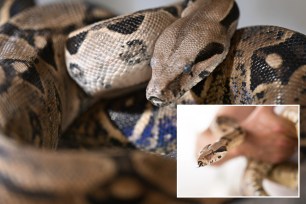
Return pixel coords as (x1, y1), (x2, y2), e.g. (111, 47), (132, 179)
(198, 161), (206, 167)
(148, 96), (166, 107)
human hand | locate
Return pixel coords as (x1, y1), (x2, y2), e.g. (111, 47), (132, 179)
(196, 107), (298, 165)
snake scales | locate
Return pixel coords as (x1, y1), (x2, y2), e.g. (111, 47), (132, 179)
(0, 1), (197, 203)
(197, 106), (298, 196)
(0, 0), (305, 203)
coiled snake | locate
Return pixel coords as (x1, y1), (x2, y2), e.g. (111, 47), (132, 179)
(0, 0), (305, 203)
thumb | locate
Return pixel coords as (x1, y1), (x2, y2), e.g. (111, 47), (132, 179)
(252, 106), (297, 138)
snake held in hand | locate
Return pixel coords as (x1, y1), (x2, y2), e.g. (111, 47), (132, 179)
(197, 106), (298, 196)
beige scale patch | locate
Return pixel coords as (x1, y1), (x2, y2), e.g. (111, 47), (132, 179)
(34, 35), (47, 49)
(13, 62), (28, 73)
(265, 53), (283, 69)
(0, 67), (5, 85)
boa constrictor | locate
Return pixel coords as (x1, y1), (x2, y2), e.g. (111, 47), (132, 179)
(197, 106), (298, 196)
(0, 1), (202, 204)
(0, 0), (305, 203)
(144, 0), (306, 149)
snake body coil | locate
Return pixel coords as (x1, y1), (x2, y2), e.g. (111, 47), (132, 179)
(0, 1), (193, 203)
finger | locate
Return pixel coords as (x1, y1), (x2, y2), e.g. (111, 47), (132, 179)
(273, 116), (298, 139)
(216, 106), (255, 123)
(261, 107), (297, 137)
(238, 133), (297, 163)
(272, 134), (298, 149)
(264, 144), (297, 163)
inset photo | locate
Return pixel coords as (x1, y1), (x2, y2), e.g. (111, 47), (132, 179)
(177, 105), (300, 198)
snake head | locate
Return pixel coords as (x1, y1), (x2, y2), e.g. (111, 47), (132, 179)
(146, 0), (239, 107)
(146, 36), (229, 107)
(197, 143), (228, 167)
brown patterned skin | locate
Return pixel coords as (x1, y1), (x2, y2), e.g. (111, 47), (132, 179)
(147, 0), (306, 157)
(146, 0), (239, 106)
(0, 2), (115, 148)
(191, 26), (306, 146)
(0, 0), (35, 25)
(1, 134), (202, 204)
(65, 4), (184, 97)
(64, 1), (298, 198)
(191, 27), (305, 195)
(0, 0), (304, 202)
(145, 0), (306, 149)
(144, 0), (305, 197)
(0, 1), (217, 204)
(61, 87), (196, 156)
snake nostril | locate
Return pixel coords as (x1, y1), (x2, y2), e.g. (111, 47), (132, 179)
(148, 96), (164, 107)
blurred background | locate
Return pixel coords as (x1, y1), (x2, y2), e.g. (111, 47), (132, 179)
(37, 0), (306, 34)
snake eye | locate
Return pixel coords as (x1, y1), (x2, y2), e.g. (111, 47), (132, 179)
(183, 63), (192, 74)
(214, 146), (227, 153)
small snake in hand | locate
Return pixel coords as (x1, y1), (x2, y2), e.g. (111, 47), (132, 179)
(197, 106), (298, 196)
